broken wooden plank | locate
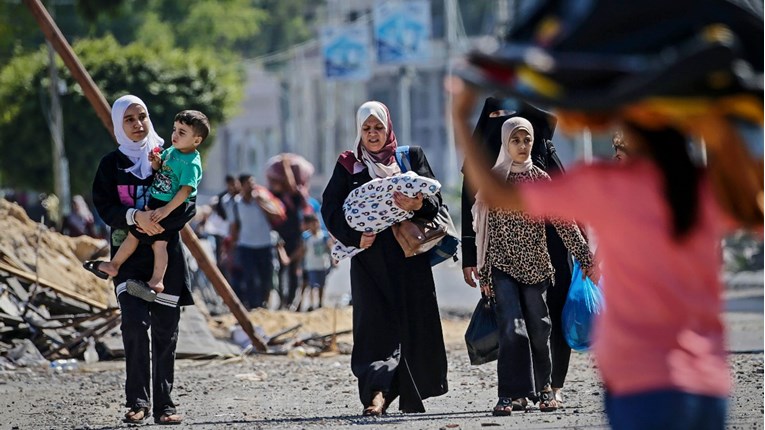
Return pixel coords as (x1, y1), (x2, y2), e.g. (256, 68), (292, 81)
(0, 260), (106, 310)
(299, 329), (353, 343)
(267, 324), (302, 346)
(44, 313), (120, 359)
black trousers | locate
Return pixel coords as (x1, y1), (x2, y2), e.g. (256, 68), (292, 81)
(492, 268), (552, 399)
(545, 224), (573, 388)
(119, 291), (181, 418)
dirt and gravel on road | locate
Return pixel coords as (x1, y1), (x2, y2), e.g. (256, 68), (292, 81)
(1, 307), (762, 430)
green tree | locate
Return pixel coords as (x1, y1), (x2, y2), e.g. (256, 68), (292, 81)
(2, 0), (271, 65)
(243, 0), (315, 57)
(0, 35), (243, 196)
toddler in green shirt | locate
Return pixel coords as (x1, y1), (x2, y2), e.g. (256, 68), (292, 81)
(90, 110), (208, 301)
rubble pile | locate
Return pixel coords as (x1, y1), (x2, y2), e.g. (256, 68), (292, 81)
(0, 199), (114, 368)
(0, 199), (111, 305)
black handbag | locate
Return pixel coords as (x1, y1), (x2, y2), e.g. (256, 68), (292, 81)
(464, 296), (500, 365)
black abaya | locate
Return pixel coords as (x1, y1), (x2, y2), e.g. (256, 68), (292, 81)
(322, 146), (448, 412)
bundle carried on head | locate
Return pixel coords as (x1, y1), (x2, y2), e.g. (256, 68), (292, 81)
(265, 153), (315, 187)
(457, 0), (764, 227)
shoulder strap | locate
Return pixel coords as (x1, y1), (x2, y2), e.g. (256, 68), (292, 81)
(395, 146), (411, 173)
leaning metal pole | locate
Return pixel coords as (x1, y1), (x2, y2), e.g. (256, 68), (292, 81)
(23, 0), (267, 352)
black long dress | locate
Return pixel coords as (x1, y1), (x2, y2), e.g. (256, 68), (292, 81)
(321, 146), (448, 412)
(461, 97), (574, 388)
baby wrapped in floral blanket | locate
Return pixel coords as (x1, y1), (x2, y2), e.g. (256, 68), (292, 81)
(332, 171), (441, 261)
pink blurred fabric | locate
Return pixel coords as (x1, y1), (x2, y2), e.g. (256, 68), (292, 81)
(520, 160), (731, 397)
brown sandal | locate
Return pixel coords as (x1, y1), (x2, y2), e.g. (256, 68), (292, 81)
(123, 406), (149, 423)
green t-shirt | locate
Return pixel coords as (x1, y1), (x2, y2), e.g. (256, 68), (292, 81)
(149, 147), (202, 202)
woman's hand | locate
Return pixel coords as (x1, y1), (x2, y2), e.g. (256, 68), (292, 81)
(135, 209), (164, 236)
(359, 232), (376, 249)
(464, 267), (491, 296)
(462, 267), (479, 288)
(393, 191), (423, 211)
(583, 264), (601, 284)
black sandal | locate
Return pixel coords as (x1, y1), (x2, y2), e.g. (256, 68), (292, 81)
(123, 406), (149, 424)
(126, 279), (157, 303)
(82, 260), (109, 280)
(539, 389), (559, 412)
(492, 397), (513, 416)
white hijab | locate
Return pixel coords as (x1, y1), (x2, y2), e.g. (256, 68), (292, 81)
(472, 117), (535, 271)
(111, 95), (164, 179)
(354, 101), (401, 179)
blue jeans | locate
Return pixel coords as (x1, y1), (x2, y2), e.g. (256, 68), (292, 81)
(605, 390), (727, 430)
(492, 268), (552, 399)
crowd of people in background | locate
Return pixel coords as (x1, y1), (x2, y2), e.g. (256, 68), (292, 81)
(191, 168), (333, 312)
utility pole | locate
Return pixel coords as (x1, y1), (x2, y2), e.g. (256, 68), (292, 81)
(45, 3), (70, 224)
(443, 0), (459, 190)
(322, 0), (339, 180)
(398, 66), (413, 148)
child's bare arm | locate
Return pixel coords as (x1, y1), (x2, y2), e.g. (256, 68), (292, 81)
(148, 149), (162, 171)
(151, 186), (193, 222)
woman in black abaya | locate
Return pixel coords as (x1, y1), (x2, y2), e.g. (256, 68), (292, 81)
(322, 101), (448, 416)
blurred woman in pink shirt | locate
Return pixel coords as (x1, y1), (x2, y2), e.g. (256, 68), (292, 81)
(452, 85), (749, 430)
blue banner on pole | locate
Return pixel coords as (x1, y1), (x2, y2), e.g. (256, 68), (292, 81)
(320, 24), (372, 81)
(374, 1), (431, 64)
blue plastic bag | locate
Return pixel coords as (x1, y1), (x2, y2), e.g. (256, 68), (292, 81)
(562, 260), (604, 352)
